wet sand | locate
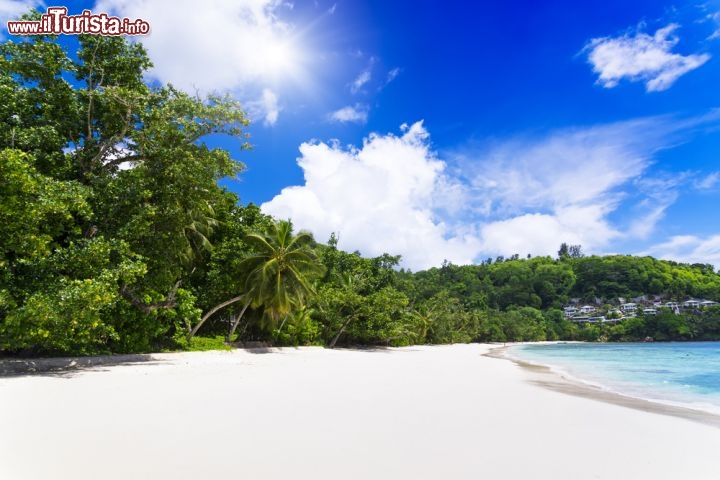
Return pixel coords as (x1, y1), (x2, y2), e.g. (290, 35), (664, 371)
(487, 345), (720, 429)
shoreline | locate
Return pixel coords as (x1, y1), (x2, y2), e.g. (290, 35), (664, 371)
(4, 342), (720, 429)
(490, 344), (720, 429)
(2, 344), (720, 479)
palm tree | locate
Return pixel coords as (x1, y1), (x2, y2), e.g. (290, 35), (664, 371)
(187, 220), (324, 342)
(180, 203), (218, 266)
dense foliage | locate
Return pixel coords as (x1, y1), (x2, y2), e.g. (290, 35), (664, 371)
(391, 256), (720, 345)
(2, 32), (720, 357)
(1, 31), (252, 354)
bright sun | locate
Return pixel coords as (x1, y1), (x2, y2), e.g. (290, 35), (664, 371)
(260, 39), (304, 82)
(265, 43), (292, 71)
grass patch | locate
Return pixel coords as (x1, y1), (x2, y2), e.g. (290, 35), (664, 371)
(176, 335), (232, 352)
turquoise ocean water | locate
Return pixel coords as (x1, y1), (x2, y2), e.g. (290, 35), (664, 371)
(510, 342), (720, 415)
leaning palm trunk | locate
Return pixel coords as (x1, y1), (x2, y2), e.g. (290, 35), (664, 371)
(226, 301), (251, 342)
(277, 313), (290, 333)
(187, 294), (245, 342)
(190, 220), (324, 344)
(328, 316), (356, 348)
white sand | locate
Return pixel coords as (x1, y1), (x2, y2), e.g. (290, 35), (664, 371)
(1, 344), (719, 479)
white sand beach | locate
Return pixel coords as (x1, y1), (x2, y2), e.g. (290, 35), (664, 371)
(1, 344), (720, 480)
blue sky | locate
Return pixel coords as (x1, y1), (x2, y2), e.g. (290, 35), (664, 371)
(4, 0), (720, 270)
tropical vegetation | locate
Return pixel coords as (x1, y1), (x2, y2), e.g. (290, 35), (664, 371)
(2, 30), (720, 357)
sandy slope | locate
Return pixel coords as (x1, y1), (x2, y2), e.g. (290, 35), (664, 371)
(1, 344), (719, 479)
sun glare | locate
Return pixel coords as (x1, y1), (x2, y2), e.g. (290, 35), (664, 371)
(259, 38), (306, 84)
(265, 43), (293, 71)
(245, 12), (320, 94)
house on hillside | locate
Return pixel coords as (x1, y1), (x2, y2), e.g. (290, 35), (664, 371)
(570, 315), (608, 323)
(579, 305), (596, 314)
(620, 303), (637, 313)
(642, 308), (657, 316)
(683, 299), (701, 309)
(664, 301), (680, 314)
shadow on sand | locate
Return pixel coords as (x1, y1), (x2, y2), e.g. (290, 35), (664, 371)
(0, 353), (164, 378)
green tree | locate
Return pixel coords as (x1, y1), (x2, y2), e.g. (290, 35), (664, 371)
(418, 291), (483, 344)
(188, 220), (324, 342)
(1, 31), (249, 354)
(315, 284), (415, 347)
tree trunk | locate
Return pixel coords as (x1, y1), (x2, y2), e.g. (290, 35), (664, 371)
(277, 314), (290, 333)
(226, 301), (251, 342)
(187, 294), (245, 342)
(328, 316), (355, 348)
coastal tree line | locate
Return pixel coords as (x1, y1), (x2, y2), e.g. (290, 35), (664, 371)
(2, 29), (719, 356)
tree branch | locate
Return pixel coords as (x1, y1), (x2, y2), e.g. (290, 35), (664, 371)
(103, 153), (147, 169)
(187, 294), (247, 341)
(93, 104), (133, 169)
(120, 280), (182, 314)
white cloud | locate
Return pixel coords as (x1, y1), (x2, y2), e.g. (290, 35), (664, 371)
(643, 235), (720, 269)
(708, 11), (720, 40)
(585, 24), (711, 92)
(0, 0), (35, 19)
(627, 173), (690, 238)
(464, 118), (674, 213)
(386, 67), (401, 85)
(262, 121), (481, 270)
(247, 88), (280, 126)
(455, 114), (719, 258)
(94, 0), (304, 96)
(350, 70), (371, 94)
(329, 104), (368, 124)
(695, 171), (720, 190)
(264, 114), (718, 270)
(479, 208), (617, 259)
(0, 0), (41, 38)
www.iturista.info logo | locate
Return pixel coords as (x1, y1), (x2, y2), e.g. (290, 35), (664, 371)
(6, 7), (150, 36)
